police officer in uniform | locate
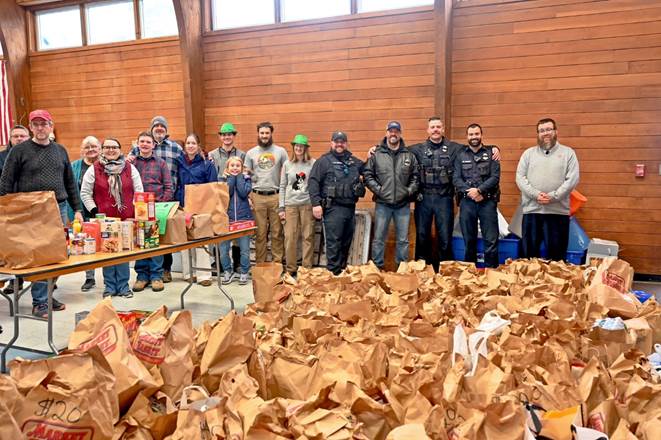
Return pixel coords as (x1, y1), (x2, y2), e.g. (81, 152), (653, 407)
(409, 117), (464, 270)
(309, 131), (365, 275)
(452, 123), (501, 268)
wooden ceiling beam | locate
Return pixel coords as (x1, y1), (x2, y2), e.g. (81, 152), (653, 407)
(1, 1), (32, 126)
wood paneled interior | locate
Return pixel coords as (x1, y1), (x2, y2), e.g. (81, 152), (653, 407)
(451, 0), (661, 274)
(202, 8), (436, 161)
(28, 39), (186, 155)
(17, 0), (661, 274)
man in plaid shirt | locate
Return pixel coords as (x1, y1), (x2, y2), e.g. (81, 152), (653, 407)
(129, 116), (182, 282)
(133, 131), (174, 293)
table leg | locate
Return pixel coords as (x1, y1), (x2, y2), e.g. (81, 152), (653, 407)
(214, 243), (235, 310)
(180, 250), (195, 309)
(0, 285), (13, 317)
(47, 278), (58, 355)
(0, 278), (21, 373)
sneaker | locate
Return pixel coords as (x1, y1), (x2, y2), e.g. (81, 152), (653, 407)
(163, 271), (172, 283)
(221, 272), (234, 285)
(151, 279), (165, 292)
(117, 290), (134, 298)
(238, 273), (249, 285)
(32, 303), (48, 318)
(51, 298), (66, 311)
(2, 280), (24, 294)
(198, 279), (213, 287)
(133, 280), (148, 292)
(81, 279), (96, 291)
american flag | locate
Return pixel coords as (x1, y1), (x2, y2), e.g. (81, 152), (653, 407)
(0, 60), (12, 146)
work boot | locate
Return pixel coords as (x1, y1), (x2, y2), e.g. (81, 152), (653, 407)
(151, 279), (165, 292)
(133, 280), (148, 292)
(163, 271), (172, 283)
(81, 279), (96, 291)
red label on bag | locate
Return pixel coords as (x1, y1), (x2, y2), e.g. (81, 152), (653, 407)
(75, 324), (118, 355)
(603, 271), (625, 292)
(23, 419), (94, 440)
(132, 332), (166, 364)
(588, 412), (606, 433)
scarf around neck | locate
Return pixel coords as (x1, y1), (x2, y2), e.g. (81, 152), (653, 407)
(100, 154), (127, 211)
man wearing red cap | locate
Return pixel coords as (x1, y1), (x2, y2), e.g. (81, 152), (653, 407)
(0, 109), (83, 318)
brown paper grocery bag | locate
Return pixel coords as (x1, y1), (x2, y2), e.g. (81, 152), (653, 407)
(68, 299), (162, 411)
(252, 262), (283, 303)
(199, 311), (256, 393)
(112, 392), (177, 440)
(160, 210), (187, 244)
(183, 182), (230, 235)
(0, 191), (67, 268)
(169, 385), (242, 440)
(9, 347), (118, 440)
(186, 213), (214, 239)
(132, 306), (195, 402)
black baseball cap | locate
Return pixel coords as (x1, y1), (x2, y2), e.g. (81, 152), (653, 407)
(387, 121), (402, 131)
(331, 131), (348, 142)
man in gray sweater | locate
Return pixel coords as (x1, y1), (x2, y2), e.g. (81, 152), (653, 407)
(515, 118), (579, 261)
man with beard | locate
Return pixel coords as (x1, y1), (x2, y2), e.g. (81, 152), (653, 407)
(309, 131), (365, 275)
(409, 117), (501, 271)
(129, 116), (182, 282)
(244, 122), (288, 263)
(0, 110), (83, 317)
(516, 118), (579, 261)
(364, 121), (419, 270)
(0, 125), (30, 175)
(453, 124), (500, 268)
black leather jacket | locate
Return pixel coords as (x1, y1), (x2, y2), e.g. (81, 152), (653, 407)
(363, 138), (419, 207)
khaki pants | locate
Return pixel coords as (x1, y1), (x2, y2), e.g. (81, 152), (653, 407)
(284, 204), (315, 273)
(252, 192), (284, 263)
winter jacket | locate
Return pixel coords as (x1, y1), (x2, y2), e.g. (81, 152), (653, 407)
(220, 173), (253, 222)
(175, 154), (219, 206)
(363, 138), (419, 207)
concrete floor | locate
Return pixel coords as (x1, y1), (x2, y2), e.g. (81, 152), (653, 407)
(0, 267), (255, 359)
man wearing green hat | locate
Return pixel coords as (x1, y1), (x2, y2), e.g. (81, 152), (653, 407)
(208, 122), (246, 176)
(278, 134), (316, 276)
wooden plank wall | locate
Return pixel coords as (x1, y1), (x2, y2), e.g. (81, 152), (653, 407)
(29, 39), (186, 156)
(451, 0), (661, 274)
(202, 8), (436, 161)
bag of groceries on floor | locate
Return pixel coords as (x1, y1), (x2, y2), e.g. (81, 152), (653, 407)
(0, 191), (67, 268)
(9, 347), (118, 440)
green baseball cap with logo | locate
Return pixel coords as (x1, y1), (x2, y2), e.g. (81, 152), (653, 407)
(219, 122), (237, 134)
(291, 134), (309, 147)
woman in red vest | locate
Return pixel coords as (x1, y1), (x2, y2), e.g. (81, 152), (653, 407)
(80, 138), (143, 297)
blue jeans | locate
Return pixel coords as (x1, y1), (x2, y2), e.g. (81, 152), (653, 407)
(102, 263), (130, 294)
(219, 236), (251, 274)
(32, 201), (68, 306)
(371, 203), (411, 269)
(135, 256), (164, 281)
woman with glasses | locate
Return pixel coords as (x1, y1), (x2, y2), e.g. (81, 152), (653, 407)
(69, 136), (102, 292)
(80, 138), (143, 298)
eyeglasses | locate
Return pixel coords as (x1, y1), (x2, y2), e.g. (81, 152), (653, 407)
(102, 145), (121, 150)
(83, 145), (100, 150)
(538, 128), (555, 134)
